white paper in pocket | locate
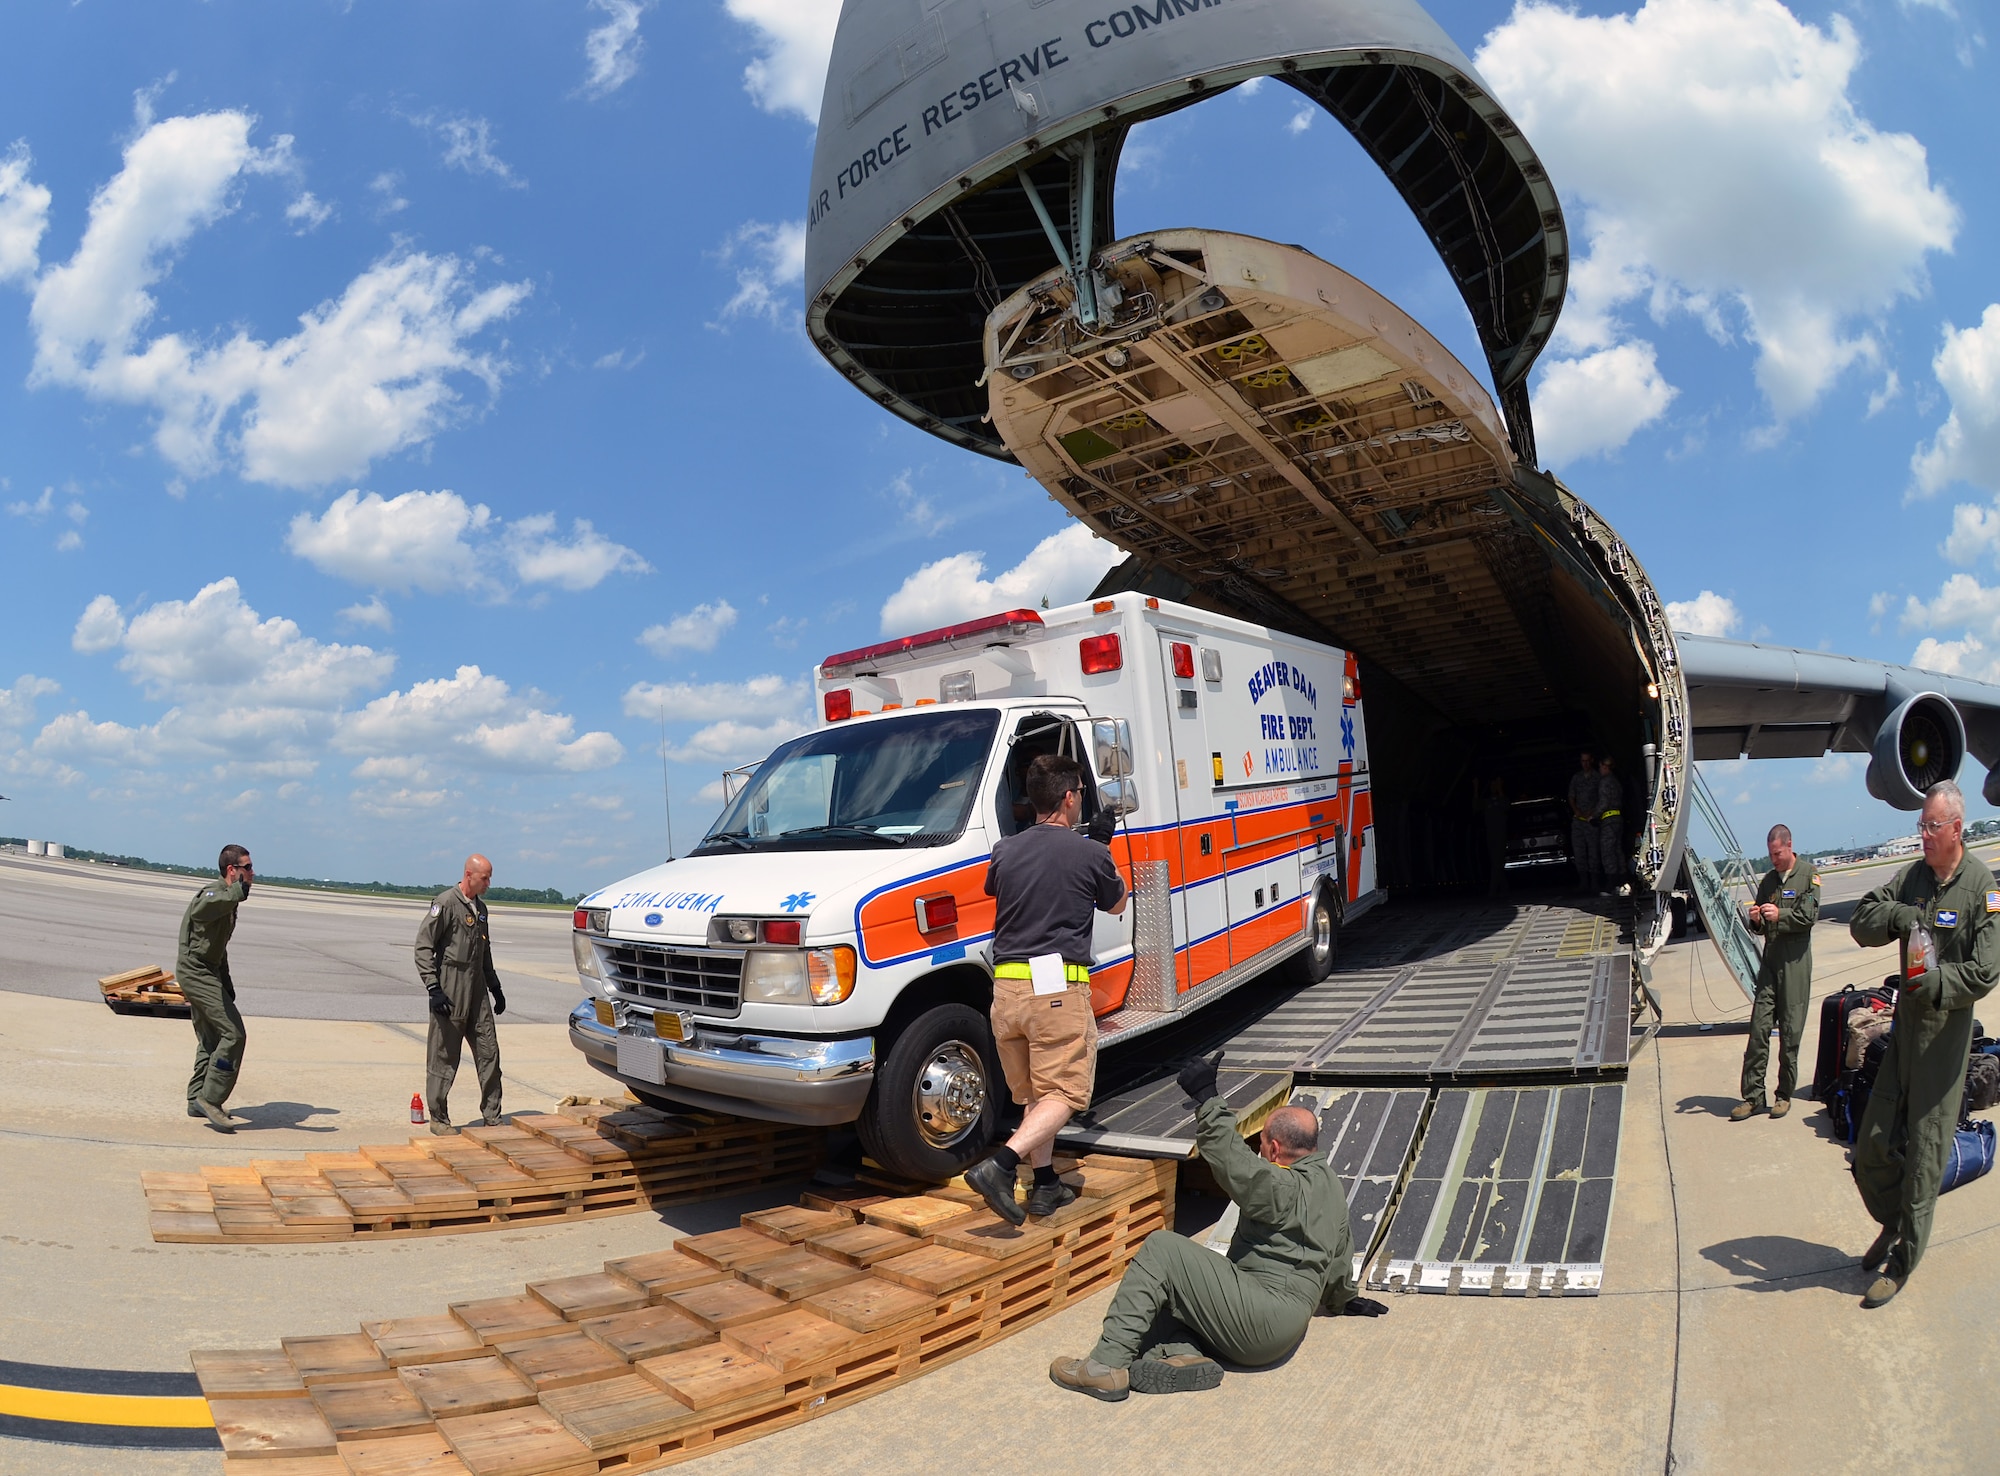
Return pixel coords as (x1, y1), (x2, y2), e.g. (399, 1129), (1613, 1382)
(1029, 952), (1067, 996)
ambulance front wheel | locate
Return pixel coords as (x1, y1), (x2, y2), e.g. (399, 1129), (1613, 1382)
(1283, 887), (1340, 985)
(857, 1003), (1002, 1181)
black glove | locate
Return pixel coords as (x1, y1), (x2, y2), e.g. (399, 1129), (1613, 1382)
(1342, 1296), (1389, 1318)
(1176, 1049), (1224, 1105)
(427, 984), (451, 1018)
(489, 985), (506, 1017)
(1085, 809), (1117, 845)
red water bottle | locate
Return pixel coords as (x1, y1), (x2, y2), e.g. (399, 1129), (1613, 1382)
(410, 1092), (426, 1124)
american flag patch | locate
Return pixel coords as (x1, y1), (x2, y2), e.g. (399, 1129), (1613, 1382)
(1987, 890), (2000, 914)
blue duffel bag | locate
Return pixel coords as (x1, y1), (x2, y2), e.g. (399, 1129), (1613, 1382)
(1942, 1118), (1997, 1194)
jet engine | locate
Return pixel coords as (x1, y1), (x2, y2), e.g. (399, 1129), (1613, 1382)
(1866, 690), (1965, 810)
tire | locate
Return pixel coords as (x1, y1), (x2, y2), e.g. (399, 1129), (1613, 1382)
(857, 1003), (1002, 1181)
(1282, 886), (1340, 986)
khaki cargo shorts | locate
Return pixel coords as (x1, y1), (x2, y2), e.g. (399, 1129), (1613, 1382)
(991, 976), (1098, 1112)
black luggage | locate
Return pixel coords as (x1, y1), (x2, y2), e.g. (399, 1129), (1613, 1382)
(1831, 1030), (1894, 1143)
(1812, 981), (1896, 1103)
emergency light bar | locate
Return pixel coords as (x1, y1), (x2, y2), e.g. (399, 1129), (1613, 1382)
(820, 608), (1045, 676)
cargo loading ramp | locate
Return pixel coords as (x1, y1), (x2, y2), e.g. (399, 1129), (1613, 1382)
(1062, 898), (1632, 1296)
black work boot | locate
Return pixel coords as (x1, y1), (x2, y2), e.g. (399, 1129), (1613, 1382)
(963, 1156), (1026, 1225)
(1026, 1178), (1077, 1219)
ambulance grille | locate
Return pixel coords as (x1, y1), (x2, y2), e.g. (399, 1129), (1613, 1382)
(602, 942), (742, 1016)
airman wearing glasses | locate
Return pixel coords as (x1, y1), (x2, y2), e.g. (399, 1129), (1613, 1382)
(177, 843), (255, 1132)
(1848, 780), (2000, 1307)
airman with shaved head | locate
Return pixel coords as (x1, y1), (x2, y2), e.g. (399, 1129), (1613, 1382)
(1732, 822), (1821, 1122)
(1050, 1053), (1384, 1402)
(415, 854), (507, 1133)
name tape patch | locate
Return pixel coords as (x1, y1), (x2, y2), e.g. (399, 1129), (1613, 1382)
(1936, 909), (1959, 928)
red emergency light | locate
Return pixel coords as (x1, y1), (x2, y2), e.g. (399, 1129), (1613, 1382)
(761, 918), (802, 946)
(914, 893), (958, 932)
(1170, 641), (1195, 679)
(824, 689), (853, 722)
(1079, 633), (1123, 674)
(821, 609), (1045, 675)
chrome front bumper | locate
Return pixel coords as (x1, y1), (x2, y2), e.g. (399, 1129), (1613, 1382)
(566, 999), (875, 1127)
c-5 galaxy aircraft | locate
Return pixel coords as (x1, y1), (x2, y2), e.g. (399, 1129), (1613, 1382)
(799, 0), (2000, 998)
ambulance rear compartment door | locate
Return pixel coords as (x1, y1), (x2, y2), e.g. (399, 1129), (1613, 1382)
(1153, 632), (1212, 999)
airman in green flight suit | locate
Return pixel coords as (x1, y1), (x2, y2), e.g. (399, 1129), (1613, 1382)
(1849, 780), (1998, 1308)
(1733, 822), (1821, 1120)
(178, 843), (254, 1133)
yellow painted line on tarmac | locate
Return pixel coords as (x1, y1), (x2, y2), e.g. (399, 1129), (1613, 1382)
(0, 1382), (214, 1428)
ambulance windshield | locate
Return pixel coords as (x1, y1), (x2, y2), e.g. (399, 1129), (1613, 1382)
(696, 708), (999, 853)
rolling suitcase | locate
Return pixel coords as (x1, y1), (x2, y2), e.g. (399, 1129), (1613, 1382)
(1812, 982), (1895, 1102)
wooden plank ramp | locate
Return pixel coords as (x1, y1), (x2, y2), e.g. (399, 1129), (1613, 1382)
(100, 963), (191, 1016)
(200, 1155), (1173, 1473)
(146, 1104), (825, 1244)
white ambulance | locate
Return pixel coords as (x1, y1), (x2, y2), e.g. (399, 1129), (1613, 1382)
(567, 591), (1379, 1180)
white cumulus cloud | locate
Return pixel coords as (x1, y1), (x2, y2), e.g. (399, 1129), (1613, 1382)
(0, 675), (59, 729)
(1665, 590), (1740, 637)
(1478, 0), (1958, 428)
(622, 674), (806, 723)
(0, 142), (51, 285)
(880, 525), (1121, 634)
(723, 0), (839, 122)
(583, 0), (654, 97)
(408, 112), (524, 188)
(72, 594), (126, 652)
(1911, 306), (2000, 497)
(286, 489), (648, 595)
(338, 596), (395, 632)
(664, 716), (804, 766)
(9, 111), (530, 489)
(502, 514), (651, 591)
(639, 601), (738, 655)
(336, 665), (623, 773)
(1910, 633), (2000, 682)
(284, 191), (333, 232)
(714, 219), (806, 327)
(1532, 342), (1679, 464)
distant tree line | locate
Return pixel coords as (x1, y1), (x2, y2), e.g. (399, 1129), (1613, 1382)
(2, 840), (581, 906)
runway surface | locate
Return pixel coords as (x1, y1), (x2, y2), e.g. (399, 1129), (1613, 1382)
(0, 852), (584, 1024)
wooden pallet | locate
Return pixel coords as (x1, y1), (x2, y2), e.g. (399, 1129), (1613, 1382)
(199, 1153), (1173, 1473)
(100, 963), (191, 1016)
(147, 1105), (825, 1243)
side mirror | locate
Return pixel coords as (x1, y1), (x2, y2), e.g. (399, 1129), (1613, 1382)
(1100, 777), (1140, 816)
(1092, 717), (1134, 778)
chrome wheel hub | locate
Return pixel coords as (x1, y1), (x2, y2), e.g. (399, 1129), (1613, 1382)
(914, 1040), (987, 1148)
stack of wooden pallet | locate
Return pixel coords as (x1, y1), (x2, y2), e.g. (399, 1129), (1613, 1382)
(196, 1153), (1172, 1473)
(99, 964), (189, 1016)
(145, 1105), (825, 1244)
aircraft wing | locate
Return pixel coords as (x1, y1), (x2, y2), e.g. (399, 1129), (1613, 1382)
(1677, 633), (2000, 807)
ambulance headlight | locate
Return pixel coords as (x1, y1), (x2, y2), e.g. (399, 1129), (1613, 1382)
(573, 933), (603, 982)
(742, 947), (857, 1005)
(742, 951), (809, 1003)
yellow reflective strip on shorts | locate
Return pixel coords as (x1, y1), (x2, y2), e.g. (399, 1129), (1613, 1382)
(0, 1383), (214, 1428)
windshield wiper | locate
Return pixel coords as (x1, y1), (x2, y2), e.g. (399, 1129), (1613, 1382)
(699, 830), (756, 850)
(779, 824), (909, 845)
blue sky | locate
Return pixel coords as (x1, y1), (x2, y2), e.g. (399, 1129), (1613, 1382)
(0, 0), (1994, 888)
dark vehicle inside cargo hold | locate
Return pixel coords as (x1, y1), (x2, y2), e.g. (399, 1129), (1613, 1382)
(1506, 798), (1571, 873)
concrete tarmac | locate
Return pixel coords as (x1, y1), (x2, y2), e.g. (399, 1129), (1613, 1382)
(1, 874), (1994, 1474)
(0, 851), (583, 1023)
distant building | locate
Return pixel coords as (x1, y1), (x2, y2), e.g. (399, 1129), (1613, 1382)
(1876, 835), (1921, 857)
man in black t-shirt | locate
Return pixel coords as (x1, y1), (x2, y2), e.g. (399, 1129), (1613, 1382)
(964, 753), (1127, 1226)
